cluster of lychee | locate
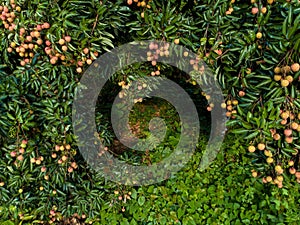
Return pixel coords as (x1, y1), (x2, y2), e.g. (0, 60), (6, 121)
(127, 0), (151, 8)
(30, 155), (45, 165)
(127, 0), (151, 18)
(147, 39), (209, 77)
(8, 22), (51, 66)
(0, 0), (20, 32)
(117, 80), (148, 104)
(248, 143), (272, 164)
(8, 24), (97, 71)
(48, 207), (89, 224)
(251, 0), (274, 6)
(48, 206), (62, 224)
(75, 48), (98, 73)
(251, 6), (268, 15)
(288, 163), (300, 184)
(248, 123), (300, 187)
(117, 81), (131, 100)
(259, 162), (300, 188)
(112, 189), (132, 212)
(273, 63), (299, 87)
(97, 146), (109, 157)
(53, 144), (78, 173)
(147, 41), (181, 76)
(2, 1), (98, 72)
(1, 2), (50, 67)
(275, 110), (300, 143)
(220, 99), (239, 118)
(225, 0), (235, 15)
(10, 139), (28, 163)
(189, 56), (206, 73)
(261, 164), (285, 188)
(201, 93), (215, 112)
(45, 35), (71, 66)
(64, 213), (89, 225)
(252, 1), (276, 39)
(47, 36), (97, 70)
(225, 5), (234, 15)
(248, 143), (288, 188)
(147, 41), (171, 70)
(44, 36), (98, 73)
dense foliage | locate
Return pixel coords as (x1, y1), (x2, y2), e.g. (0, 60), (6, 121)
(0, 0), (299, 224)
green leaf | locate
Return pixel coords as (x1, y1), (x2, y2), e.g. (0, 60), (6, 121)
(244, 131), (260, 139)
(1, 221), (14, 225)
(138, 196), (145, 206)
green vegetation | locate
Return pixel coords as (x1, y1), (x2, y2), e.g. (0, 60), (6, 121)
(0, 0), (299, 224)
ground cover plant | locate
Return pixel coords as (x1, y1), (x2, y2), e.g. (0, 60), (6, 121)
(0, 0), (300, 224)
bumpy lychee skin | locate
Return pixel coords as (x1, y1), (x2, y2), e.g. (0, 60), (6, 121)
(86, 59), (92, 65)
(10, 151), (17, 157)
(264, 150), (272, 157)
(274, 66), (281, 74)
(251, 7), (258, 14)
(280, 111), (289, 119)
(291, 63), (299, 72)
(247, 145), (255, 152)
(291, 122), (298, 130)
(261, 7), (267, 14)
(257, 143), (265, 151)
(62, 45), (68, 52)
(256, 32), (262, 39)
(274, 75), (281, 81)
(281, 79), (289, 87)
(275, 165), (282, 173)
(286, 75), (293, 83)
(289, 167), (296, 174)
(64, 36), (71, 43)
(58, 39), (65, 45)
(277, 175), (283, 182)
(266, 176), (272, 182)
(252, 171), (258, 177)
(238, 90), (245, 97)
(281, 66), (291, 74)
(284, 129), (292, 137)
(76, 67), (82, 73)
(266, 157), (274, 164)
(273, 133), (281, 141)
(83, 48), (89, 55)
(42, 22), (50, 29)
(288, 160), (294, 167)
(285, 136), (293, 144)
